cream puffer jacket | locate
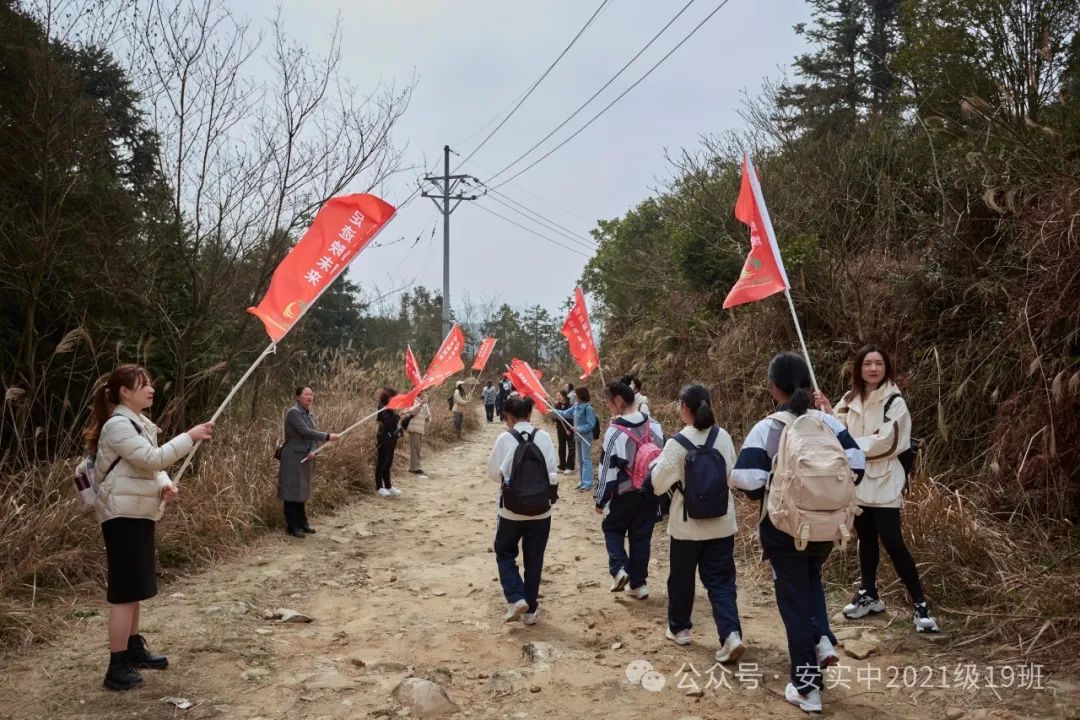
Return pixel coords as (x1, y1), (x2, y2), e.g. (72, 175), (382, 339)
(834, 380), (911, 508)
(94, 404), (194, 523)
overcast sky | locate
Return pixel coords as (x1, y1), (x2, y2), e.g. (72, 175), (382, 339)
(247, 0), (813, 317)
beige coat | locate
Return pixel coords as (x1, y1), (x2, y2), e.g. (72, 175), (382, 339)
(834, 380), (911, 508)
(95, 404), (193, 523)
(407, 401), (432, 435)
(452, 386), (471, 414)
(650, 424), (738, 541)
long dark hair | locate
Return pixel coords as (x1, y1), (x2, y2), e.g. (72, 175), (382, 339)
(768, 352), (813, 416)
(606, 382), (634, 405)
(575, 386), (591, 403)
(84, 364), (151, 453)
(851, 344), (894, 398)
(377, 386), (397, 408)
(679, 384), (716, 430)
(504, 395), (535, 420)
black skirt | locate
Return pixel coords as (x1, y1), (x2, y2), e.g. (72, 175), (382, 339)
(102, 518), (158, 604)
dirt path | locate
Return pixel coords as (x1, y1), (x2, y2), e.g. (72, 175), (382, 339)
(0, 411), (1075, 720)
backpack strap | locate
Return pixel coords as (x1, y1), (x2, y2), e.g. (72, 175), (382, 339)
(672, 432), (696, 453)
(612, 423), (646, 446)
(509, 429), (532, 444)
(883, 393), (903, 422)
(100, 417), (144, 483)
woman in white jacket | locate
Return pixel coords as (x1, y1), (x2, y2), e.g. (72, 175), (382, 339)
(815, 345), (938, 634)
(84, 364), (214, 691)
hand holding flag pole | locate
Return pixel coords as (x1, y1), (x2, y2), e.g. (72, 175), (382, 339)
(302, 408), (382, 463)
(504, 361), (591, 446)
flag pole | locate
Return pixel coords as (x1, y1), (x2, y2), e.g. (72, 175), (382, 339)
(172, 207), (399, 484)
(783, 289), (819, 392)
(303, 408), (381, 462)
(506, 363), (591, 446)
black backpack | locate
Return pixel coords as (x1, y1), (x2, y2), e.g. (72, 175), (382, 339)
(592, 414), (601, 440)
(502, 430), (552, 516)
(672, 426), (729, 521)
(884, 394), (919, 481)
(447, 394), (455, 411)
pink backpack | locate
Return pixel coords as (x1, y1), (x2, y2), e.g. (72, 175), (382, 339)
(612, 422), (663, 491)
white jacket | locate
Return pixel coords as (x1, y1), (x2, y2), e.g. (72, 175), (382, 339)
(650, 424), (739, 541)
(834, 381), (911, 508)
(94, 404), (194, 523)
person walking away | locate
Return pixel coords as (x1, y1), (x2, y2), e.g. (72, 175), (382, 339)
(552, 390), (576, 475)
(594, 381), (663, 599)
(551, 386), (598, 490)
(488, 396), (560, 625)
(85, 364), (215, 691)
(406, 391), (432, 476)
(651, 384), (747, 664)
(496, 377), (511, 420)
(279, 386), (341, 538)
(452, 381), (471, 438)
(482, 380), (498, 423)
(732, 352), (866, 713)
(814, 345), (938, 633)
(375, 387), (406, 497)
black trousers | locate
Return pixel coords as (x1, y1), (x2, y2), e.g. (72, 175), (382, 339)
(770, 553), (837, 694)
(667, 535), (741, 640)
(283, 501), (309, 530)
(375, 440), (395, 489)
(556, 430), (575, 471)
(485, 404), (496, 422)
(854, 506), (925, 603)
(494, 516), (551, 613)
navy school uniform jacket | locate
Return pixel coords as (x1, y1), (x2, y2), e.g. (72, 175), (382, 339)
(731, 407), (866, 559)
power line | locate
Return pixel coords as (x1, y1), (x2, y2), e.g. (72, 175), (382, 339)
(473, 200), (592, 259)
(454, 0), (611, 171)
(483, 188), (597, 250)
(490, 0), (733, 189)
(485, 0), (697, 185)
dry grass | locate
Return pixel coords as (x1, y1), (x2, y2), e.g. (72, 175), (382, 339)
(0, 352), (471, 650)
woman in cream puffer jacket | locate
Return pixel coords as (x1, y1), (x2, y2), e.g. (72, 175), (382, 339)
(85, 364), (214, 692)
(816, 345), (938, 634)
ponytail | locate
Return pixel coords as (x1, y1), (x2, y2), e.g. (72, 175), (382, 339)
(679, 384), (716, 430)
(83, 364), (152, 453)
(767, 352), (813, 417)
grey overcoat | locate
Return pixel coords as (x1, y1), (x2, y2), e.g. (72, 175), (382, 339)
(277, 403), (329, 502)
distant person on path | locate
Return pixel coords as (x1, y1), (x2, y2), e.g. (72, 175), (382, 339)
(565, 382), (577, 405)
(406, 391), (432, 476)
(621, 374), (650, 416)
(551, 386), (598, 491)
(594, 381), (663, 599)
(487, 395), (559, 625)
(375, 387), (407, 497)
(84, 364), (215, 691)
(279, 386), (341, 537)
(732, 352), (865, 713)
(814, 345), (938, 634)
(452, 381), (471, 438)
(482, 380), (498, 423)
(496, 377), (511, 420)
(552, 390), (576, 475)
(650, 384), (746, 664)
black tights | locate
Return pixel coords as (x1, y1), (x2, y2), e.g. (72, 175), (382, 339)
(283, 501), (309, 530)
(854, 506), (925, 604)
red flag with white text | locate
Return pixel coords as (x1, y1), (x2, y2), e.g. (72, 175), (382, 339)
(722, 155), (790, 309)
(561, 287), (601, 379)
(405, 346), (422, 388)
(472, 337), (497, 373)
(248, 194), (396, 341)
(507, 358), (550, 408)
(421, 324), (466, 389)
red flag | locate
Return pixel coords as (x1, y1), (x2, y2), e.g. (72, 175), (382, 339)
(722, 155), (790, 309)
(248, 194), (396, 341)
(472, 337), (497, 372)
(421, 324), (466, 389)
(386, 386), (422, 411)
(561, 287), (601, 380)
(405, 346), (422, 388)
(507, 358), (550, 408)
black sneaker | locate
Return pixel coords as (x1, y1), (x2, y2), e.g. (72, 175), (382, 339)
(286, 526), (306, 539)
(103, 652), (143, 691)
(127, 634), (168, 670)
(914, 602), (940, 633)
(300, 525), (316, 534)
(842, 589), (886, 619)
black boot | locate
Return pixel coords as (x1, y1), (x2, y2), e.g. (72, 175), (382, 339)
(299, 505), (315, 534)
(103, 651), (143, 691)
(127, 634), (168, 670)
(287, 526), (306, 538)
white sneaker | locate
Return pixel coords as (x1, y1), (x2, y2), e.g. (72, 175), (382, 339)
(609, 568), (630, 592)
(504, 599), (528, 623)
(377, 488), (391, 497)
(388, 487), (402, 496)
(665, 627), (691, 646)
(523, 606), (541, 625)
(842, 589), (886, 619)
(816, 636), (840, 667)
(624, 585), (649, 600)
(785, 683), (823, 713)
(914, 602), (940, 633)
(714, 631), (745, 664)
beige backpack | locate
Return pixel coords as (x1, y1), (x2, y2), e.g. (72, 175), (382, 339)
(763, 411), (859, 550)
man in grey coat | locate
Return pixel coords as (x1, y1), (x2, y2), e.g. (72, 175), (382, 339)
(277, 386), (339, 538)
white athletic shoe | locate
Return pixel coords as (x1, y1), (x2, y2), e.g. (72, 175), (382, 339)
(842, 589), (886, 619)
(376, 488), (391, 497)
(504, 599), (528, 623)
(816, 636), (840, 667)
(624, 585), (649, 600)
(388, 487), (402, 496)
(785, 683), (823, 713)
(914, 602), (940, 633)
(609, 568), (630, 592)
(714, 631), (745, 664)
(523, 606), (541, 625)
(665, 627), (691, 646)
